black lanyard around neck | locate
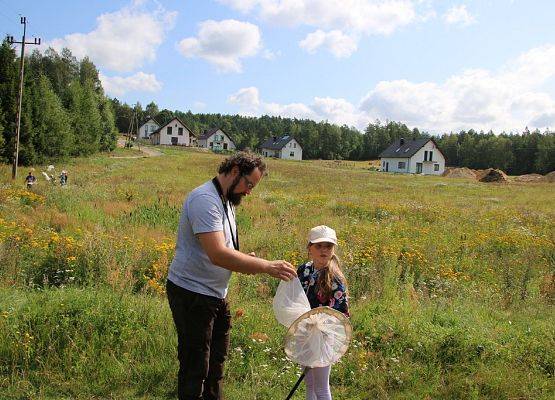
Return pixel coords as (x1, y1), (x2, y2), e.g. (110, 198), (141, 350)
(212, 177), (239, 251)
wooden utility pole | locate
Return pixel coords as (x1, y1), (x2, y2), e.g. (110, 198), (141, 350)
(7, 17), (41, 180)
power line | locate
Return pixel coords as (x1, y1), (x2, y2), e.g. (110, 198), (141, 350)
(0, 9), (18, 30)
(0, 0), (21, 19)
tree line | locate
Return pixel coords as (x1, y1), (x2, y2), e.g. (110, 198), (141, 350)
(0, 38), (552, 175)
(113, 100), (554, 175)
(0, 41), (118, 166)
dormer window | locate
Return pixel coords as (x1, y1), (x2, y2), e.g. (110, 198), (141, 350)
(395, 148), (401, 152)
(404, 148), (410, 152)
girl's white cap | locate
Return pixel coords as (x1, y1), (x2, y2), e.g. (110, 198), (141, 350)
(308, 225), (337, 245)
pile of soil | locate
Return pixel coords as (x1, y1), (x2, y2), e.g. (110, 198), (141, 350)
(474, 169), (490, 180)
(545, 171), (555, 182)
(442, 167), (477, 179)
(479, 168), (509, 183)
(514, 174), (546, 182)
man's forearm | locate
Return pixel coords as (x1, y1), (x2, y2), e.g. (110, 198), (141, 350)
(210, 247), (270, 275)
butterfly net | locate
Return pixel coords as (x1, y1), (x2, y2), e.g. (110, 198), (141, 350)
(273, 279), (352, 368)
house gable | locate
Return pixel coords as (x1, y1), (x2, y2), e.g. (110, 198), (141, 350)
(379, 138), (445, 175)
(138, 117), (160, 139)
(150, 117), (194, 146)
(198, 128), (236, 151)
(261, 135), (303, 160)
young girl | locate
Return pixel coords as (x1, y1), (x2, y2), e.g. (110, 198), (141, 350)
(297, 225), (349, 400)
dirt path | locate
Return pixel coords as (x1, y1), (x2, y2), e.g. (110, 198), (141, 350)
(114, 139), (162, 158)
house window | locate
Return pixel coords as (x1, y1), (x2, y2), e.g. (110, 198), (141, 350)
(224, 143), (228, 150)
(167, 126), (172, 135)
(434, 164), (439, 171)
(294, 143), (296, 148)
(424, 151), (428, 161)
(398, 161), (406, 169)
(290, 151), (295, 157)
(209, 142), (213, 148)
(429, 151), (433, 161)
(178, 127), (183, 136)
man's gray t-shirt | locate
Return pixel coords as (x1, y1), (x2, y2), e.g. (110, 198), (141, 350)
(168, 180), (236, 299)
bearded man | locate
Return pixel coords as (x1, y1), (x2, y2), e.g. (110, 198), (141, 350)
(166, 151), (296, 400)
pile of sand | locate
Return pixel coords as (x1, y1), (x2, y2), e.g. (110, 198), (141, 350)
(479, 168), (509, 183)
(442, 167), (477, 179)
(473, 169), (490, 180)
(514, 174), (546, 182)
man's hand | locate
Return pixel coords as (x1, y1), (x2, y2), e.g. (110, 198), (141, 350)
(266, 260), (297, 281)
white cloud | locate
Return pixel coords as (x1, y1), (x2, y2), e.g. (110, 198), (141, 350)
(228, 86), (261, 111)
(219, 0), (430, 57)
(264, 102), (319, 120)
(228, 44), (555, 132)
(360, 44), (555, 132)
(221, 0), (420, 34)
(193, 101), (207, 110)
(228, 87), (365, 127)
(178, 19), (262, 73)
(46, 1), (176, 72)
(100, 72), (162, 96)
(262, 48), (280, 60)
(443, 5), (476, 26)
(299, 30), (357, 58)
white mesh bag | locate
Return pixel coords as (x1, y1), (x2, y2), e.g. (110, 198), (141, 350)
(273, 279), (352, 368)
(273, 278), (311, 327)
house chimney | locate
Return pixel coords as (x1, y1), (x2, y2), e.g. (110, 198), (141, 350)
(400, 137), (405, 145)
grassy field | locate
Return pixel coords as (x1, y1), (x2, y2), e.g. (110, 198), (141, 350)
(1, 147), (554, 399)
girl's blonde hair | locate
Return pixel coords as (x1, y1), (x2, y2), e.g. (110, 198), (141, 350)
(309, 247), (347, 300)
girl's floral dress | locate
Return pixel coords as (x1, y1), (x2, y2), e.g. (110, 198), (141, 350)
(297, 261), (350, 317)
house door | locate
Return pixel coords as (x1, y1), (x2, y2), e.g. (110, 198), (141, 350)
(385, 162), (389, 172)
(416, 163), (422, 174)
(171, 137), (178, 146)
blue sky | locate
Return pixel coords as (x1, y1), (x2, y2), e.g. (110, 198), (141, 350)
(2, 0), (555, 133)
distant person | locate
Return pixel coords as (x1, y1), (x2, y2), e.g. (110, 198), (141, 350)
(166, 151), (297, 400)
(297, 225), (350, 400)
(24, 171), (36, 189)
(60, 170), (68, 186)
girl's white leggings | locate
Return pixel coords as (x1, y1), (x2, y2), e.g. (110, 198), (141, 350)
(304, 366), (332, 400)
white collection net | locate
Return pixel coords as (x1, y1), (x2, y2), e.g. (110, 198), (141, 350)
(273, 279), (352, 368)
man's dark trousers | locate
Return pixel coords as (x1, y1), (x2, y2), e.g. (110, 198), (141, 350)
(167, 280), (232, 400)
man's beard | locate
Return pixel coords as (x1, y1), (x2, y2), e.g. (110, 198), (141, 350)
(227, 175), (245, 206)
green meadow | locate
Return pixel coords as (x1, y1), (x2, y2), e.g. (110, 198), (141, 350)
(1, 146), (554, 399)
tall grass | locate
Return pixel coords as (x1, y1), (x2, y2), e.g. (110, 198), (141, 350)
(0, 147), (554, 399)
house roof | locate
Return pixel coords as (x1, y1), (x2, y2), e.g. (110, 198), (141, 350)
(379, 138), (439, 159)
(197, 128), (236, 145)
(260, 135), (299, 150)
(150, 117), (196, 137)
(198, 128), (219, 140)
(139, 117), (160, 127)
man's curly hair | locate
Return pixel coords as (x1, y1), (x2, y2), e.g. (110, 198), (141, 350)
(218, 151), (267, 176)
